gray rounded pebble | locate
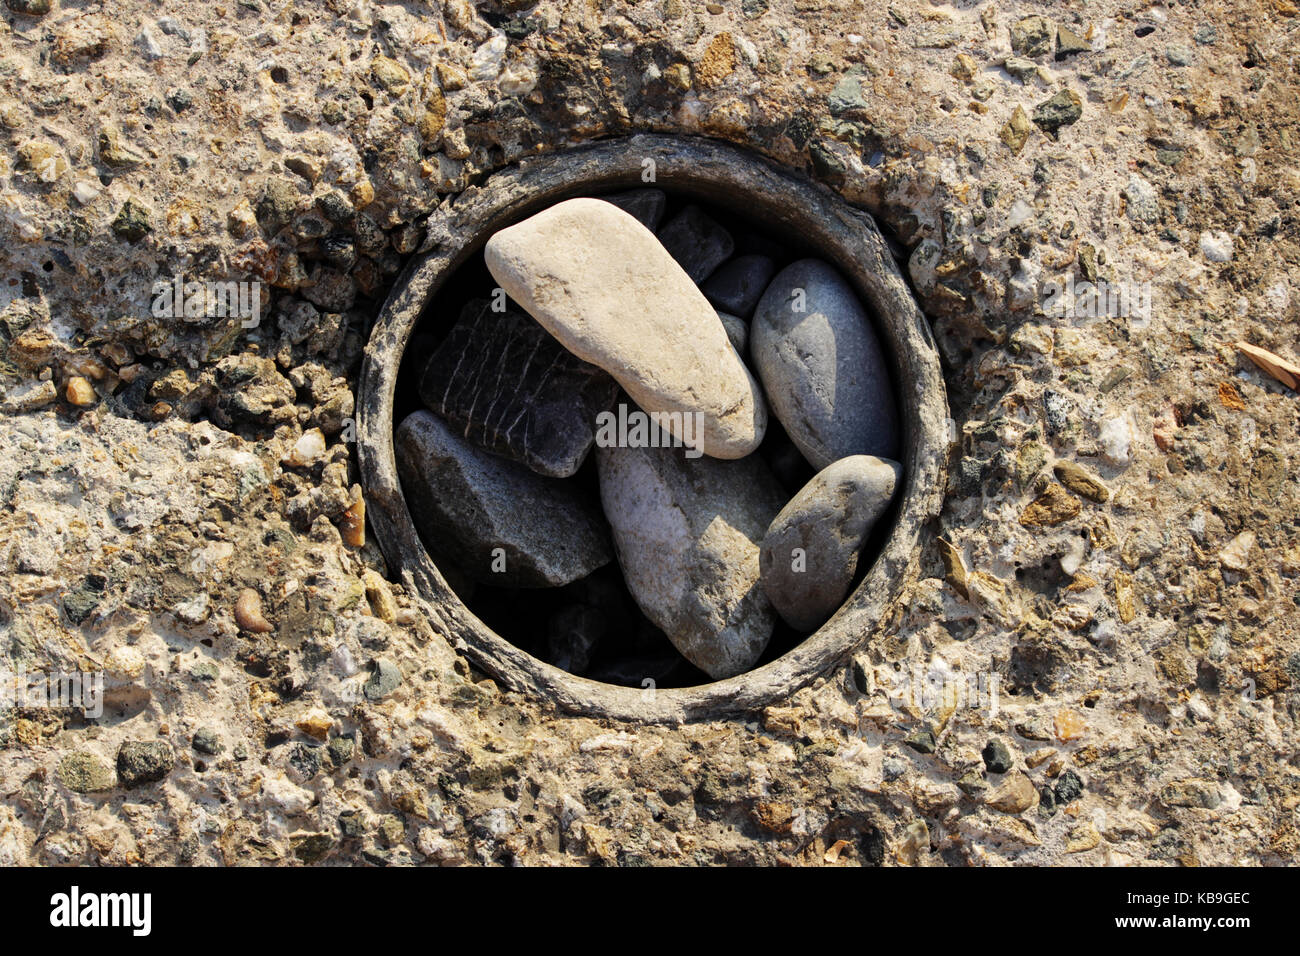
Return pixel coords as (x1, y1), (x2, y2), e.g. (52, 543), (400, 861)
(752, 259), (900, 467)
(759, 455), (901, 631)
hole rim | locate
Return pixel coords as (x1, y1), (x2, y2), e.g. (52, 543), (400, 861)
(358, 133), (948, 724)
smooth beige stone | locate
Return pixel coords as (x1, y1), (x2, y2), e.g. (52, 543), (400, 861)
(484, 198), (766, 459)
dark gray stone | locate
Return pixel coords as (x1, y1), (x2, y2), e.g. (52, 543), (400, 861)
(396, 410), (613, 587)
(596, 188), (667, 230)
(982, 738), (1015, 773)
(752, 259), (900, 467)
(288, 741), (322, 779)
(364, 657), (402, 700)
(327, 735), (355, 767)
(1054, 768), (1084, 804)
(656, 205), (734, 283)
(759, 455), (901, 631)
(116, 740), (174, 788)
(702, 254), (776, 317)
(192, 728), (222, 755)
(904, 728), (936, 754)
(418, 299), (618, 478)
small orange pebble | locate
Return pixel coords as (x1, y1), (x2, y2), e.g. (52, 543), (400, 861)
(65, 376), (96, 406)
(1218, 381), (1247, 411)
(339, 495), (366, 548)
(1054, 709), (1087, 742)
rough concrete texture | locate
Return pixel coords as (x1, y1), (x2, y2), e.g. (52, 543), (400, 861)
(0, 0), (1298, 867)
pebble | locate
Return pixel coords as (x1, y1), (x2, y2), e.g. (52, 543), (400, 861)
(702, 254), (776, 316)
(291, 832), (334, 863)
(904, 727), (937, 754)
(234, 587), (273, 633)
(999, 105), (1032, 154)
(1010, 15), (1054, 58)
(882, 754), (909, 780)
(5, 0), (52, 15)
(759, 455), (901, 631)
(111, 198), (152, 243)
(1032, 89), (1083, 137)
(116, 741), (174, 788)
(484, 198), (767, 459)
(597, 188), (667, 230)
(1053, 460), (1110, 502)
(339, 493), (365, 548)
(751, 259), (900, 468)
(419, 299), (618, 478)
(364, 657), (402, 700)
(656, 205), (735, 283)
(1199, 230), (1234, 262)
(828, 69), (870, 115)
(395, 410), (612, 587)
(982, 738), (1015, 773)
(64, 376), (96, 406)
(191, 728), (222, 756)
(1054, 768), (1084, 804)
(596, 441), (785, 679)
(717, 310), (748, 354)
(1056, 25), (1090, 59)
(1002, 57), (1039, 81)
(1018, 483), (1081, 526)
(58, 752), (117, 793)
(283, 427), (326, 467)
(1125, 173), (1160, 224)
(987, 771), (1037, 813)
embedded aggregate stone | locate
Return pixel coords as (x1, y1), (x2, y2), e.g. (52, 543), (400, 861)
(116, 740), (175, 788)
(759, 455), (901, 631)
(395, 409), (612, 587)
(484, 198), (766, 459)
(418, 299), (619, 478)
(752, 259), (900, 468)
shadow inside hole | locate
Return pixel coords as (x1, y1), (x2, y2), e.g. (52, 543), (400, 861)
(393, 184), (903, 689)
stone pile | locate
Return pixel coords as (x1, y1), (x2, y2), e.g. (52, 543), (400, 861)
(397, 191), (904, 680)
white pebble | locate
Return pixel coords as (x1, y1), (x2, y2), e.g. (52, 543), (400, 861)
(1199, 230), (1234, 262)
(283, 427), (326, 467)
(1099, 415), (1133, 466)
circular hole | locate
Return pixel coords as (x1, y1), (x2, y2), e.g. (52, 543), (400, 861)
(358, 135), (948, 722)
(393, 192), (841, 689)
